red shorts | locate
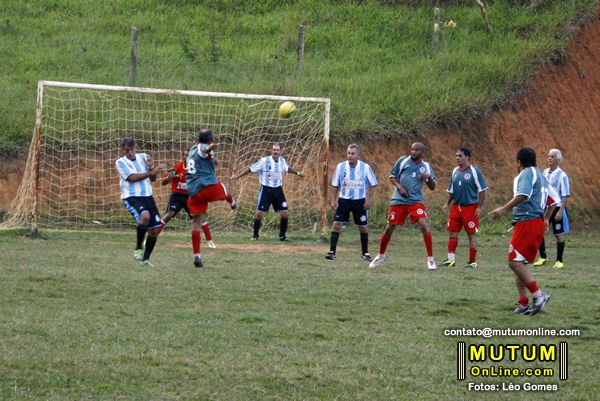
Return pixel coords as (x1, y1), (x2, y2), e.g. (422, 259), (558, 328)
(387, 203), (427, 225)
(447, 203), (479, 234)
(508, 218), (545, 263)
(187, 182), (228, 215)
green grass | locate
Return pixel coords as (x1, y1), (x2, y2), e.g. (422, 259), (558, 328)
(0, 0), (597, 154)
(1, 226), (599, 400)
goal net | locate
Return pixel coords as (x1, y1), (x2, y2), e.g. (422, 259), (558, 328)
(1, 81), (330, 235)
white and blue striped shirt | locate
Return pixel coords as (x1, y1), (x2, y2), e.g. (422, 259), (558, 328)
(250, 156), (289, 188)
(331, 160), (378, 200)
(115, 153), (154, 199)
(543, 167), (570, 200)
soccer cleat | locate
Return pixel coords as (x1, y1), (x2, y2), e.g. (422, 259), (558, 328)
(533, 258), (547, 266)
(140, 259), (154, 268)
(441, 259), (456, 267)
(251, 236), (259, 241)
(361, 253), (373, 262)
(530, 293), (550, 316)
(513, 304), (532, 315)
(193, 255), (203, 268)
(464, 262), (478, 269)
(368, 254), (386, 269)
(279, 236), (292, 242)
(207, 240), (217, 249)
(427, 259), (437, 270)
(134, 249), (144, 260)
(553, 261), (564, 269)
(325, 251), (336, 260)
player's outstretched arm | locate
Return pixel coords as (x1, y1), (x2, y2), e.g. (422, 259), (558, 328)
(288, 167), (304, 179)
(231, 167), (252, 181)
(489, 195), (527, 219)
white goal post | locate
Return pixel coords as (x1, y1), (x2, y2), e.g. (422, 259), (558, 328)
(1, 80), (331, 236)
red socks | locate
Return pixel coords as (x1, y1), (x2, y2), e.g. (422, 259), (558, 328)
(192, 230), (201, 254)
(469, 247), (477, 263)
(202, 222), (212, 241)
(423, 232), (433, 257)
(526, 281), (539, 294)
(379, 232), (392, 255)
(448, 237), (458, 253)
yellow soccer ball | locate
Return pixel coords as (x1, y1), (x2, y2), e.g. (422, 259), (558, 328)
(278, 101), (296, 118)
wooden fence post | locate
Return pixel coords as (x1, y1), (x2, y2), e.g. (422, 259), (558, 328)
(475, 0), (494, 35)
(297, 25), (305, 76)
(129, 27), (139, 86)
(432, 8), (441, 56)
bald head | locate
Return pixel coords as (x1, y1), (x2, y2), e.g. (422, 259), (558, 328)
(410, 142), (427, 161)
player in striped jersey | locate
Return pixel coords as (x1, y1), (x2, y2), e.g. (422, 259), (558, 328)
(533, 148), (571, 269)
(441, 148), (488, 269)
(490, 147), (554, 316)
(369, 142), (437, 270)
(186, 129), (236, 268)
(231, 143), (304, 242)
(115, 138), (165, 267)
(325, 144), (378, 261)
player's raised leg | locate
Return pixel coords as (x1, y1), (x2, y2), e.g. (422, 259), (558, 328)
(203, 221), (216, 248)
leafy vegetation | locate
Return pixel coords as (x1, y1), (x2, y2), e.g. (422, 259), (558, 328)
(0, 0), (596, 155)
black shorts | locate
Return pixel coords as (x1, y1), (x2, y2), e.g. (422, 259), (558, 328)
(334, 198), (368, 226)
(257, 186), (288, 213)
(166, 192), (191, 219)
(123, 196), (162, 229)
(549, 207), (570, 235)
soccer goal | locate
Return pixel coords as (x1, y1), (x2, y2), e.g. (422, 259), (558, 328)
(1, 81), (331, 236)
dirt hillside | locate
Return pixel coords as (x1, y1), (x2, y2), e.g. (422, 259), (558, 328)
(2, 15), (600, 219)
(330, 14), (600, 219)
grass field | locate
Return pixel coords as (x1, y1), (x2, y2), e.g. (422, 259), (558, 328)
(1, 225), (599, 400)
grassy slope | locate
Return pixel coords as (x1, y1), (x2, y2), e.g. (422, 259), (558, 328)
(0, 0), (596, 153)
(0, 228), (599, 400)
